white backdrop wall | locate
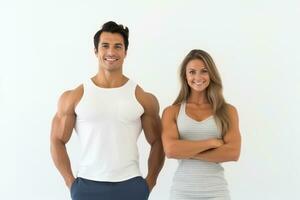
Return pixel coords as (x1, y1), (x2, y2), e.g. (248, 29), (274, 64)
(1, 0), (300, 199)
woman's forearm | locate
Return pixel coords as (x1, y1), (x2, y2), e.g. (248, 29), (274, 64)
(192, 143), (240, 162)
(164, 138), (223, 159)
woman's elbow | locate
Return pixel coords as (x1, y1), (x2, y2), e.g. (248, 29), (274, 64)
(230, 149), (241, 161)
(163, 143), (181, 159)
(164, 146), (176, 159)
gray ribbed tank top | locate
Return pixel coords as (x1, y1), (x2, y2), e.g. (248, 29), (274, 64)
(170, 102), (230, 200)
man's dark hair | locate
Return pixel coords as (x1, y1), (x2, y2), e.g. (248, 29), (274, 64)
(94, 21), (129, 52)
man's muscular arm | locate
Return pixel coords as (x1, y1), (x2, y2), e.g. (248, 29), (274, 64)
(50, 86), (82, 189)
(136, 86), (165, 192)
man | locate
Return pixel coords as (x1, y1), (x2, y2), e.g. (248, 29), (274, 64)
(50, 21), (165, 200)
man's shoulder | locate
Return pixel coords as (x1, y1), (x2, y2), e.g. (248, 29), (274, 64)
(135, 85), (159, 113)
(58, 84), (83, 112)
(61, 84), (83, 100)
(135, 85), (157, 101)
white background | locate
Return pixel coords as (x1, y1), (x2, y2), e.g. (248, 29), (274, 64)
(1, 0), (300, 199)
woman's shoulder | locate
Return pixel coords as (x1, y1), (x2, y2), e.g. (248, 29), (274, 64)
(162, 103), (182, 119)
(164, 103), (181, 113)
(225, 103), (239, 118)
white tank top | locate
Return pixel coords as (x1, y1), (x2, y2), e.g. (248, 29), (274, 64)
(74, 78), (144, 182)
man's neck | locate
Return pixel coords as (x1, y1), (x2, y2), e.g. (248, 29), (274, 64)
(92, 71), (128, 88)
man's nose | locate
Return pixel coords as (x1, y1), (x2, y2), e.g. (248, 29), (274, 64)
(107, 47), (116, 55)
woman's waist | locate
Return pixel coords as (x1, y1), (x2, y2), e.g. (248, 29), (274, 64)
(176, 159), (224, 174)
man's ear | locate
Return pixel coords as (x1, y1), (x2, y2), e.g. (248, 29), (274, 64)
(94, 48), (98, 56)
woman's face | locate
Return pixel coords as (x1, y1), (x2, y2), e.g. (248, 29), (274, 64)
(185, 59), (210, 92)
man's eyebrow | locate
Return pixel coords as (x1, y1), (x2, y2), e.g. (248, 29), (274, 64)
(99, 42), (123, 46)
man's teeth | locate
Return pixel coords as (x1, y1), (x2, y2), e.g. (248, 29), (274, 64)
(105, 58), (117, 61)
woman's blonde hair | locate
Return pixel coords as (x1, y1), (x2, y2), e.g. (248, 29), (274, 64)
(173, 49), (230, 136)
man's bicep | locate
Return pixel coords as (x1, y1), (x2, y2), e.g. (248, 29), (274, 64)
(51, 113), (75, 144)
(141, 111), (161, 145)
(51, 91), (76, 144)
(137, 89), (161, 144)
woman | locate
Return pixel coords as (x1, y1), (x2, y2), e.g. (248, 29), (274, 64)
(162, 49), (241, 200)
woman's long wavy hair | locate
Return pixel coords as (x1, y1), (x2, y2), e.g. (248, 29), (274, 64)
(173, 49), (230, 136)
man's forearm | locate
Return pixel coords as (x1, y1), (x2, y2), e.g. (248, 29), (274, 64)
(50, 140), (75, 187)
(146, 140), (165, 189)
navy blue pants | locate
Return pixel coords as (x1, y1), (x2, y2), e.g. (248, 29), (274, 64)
(70, 176), (150, 200)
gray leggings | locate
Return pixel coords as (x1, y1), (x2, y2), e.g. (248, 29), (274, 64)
(70, 176), (150, 200)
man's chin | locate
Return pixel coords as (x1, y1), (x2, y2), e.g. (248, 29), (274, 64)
(102, 65), (122, 71)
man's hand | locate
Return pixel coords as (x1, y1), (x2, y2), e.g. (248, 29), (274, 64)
(66, 176), (76, 190)
(145, 176), (156, 192)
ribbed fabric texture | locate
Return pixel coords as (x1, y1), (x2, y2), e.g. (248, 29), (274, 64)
(170, 102), (230, 200)
(74, 79), (144, 182)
